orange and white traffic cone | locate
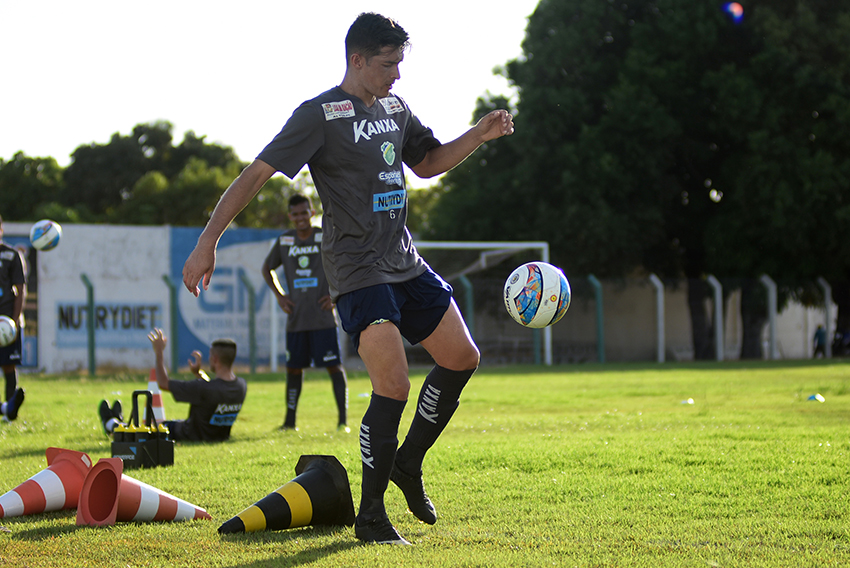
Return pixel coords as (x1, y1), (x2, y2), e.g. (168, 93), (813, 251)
(218, 455), (354, 534)
(0, 447), (92, 518)
(76, 458), (211, 526)
(143, 369), (166, 425)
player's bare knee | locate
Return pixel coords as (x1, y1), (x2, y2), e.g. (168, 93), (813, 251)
(376, 375), (410, 401)
(462, 344), (481, 370)
(441, 343), (479, 371)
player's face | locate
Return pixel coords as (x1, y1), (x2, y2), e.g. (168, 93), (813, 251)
(362, 46), (403, 99)
(288, 201), (313, 231)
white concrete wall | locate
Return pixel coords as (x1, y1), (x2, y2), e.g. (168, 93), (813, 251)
(3, 222), (839, 369)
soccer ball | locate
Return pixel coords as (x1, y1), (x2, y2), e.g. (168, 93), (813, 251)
(30, 219), (63, 251)
(0, 315), (17, 347)
(503, 262), (571, 328)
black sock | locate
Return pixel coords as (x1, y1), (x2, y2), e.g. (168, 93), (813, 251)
(284, 372), (303, 426)
(396, 365), (475, 476)
(358, 393), (406, 517)
(330, 370), (348, 425)
(4, 369), (16, 403)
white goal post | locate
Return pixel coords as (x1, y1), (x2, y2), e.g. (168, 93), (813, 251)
(417, 241), (553, 366)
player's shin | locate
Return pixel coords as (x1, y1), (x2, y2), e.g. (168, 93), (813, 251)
(358, 394), (406, 518)
(330, 370), (348, 426)
(283, 372), (303, 428)
(5, 369), (17, 403)
(395, 365), (475, 476)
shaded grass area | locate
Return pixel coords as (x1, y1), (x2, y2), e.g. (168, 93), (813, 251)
(0, 360), (848, 566)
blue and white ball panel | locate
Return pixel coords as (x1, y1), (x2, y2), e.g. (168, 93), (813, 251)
(29, 219), (63, 251)
(503, 262), (571, 328)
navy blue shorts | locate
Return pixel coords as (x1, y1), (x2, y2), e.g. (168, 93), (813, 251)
(285, 327), (342, 369)
(336, 267), (453, 352)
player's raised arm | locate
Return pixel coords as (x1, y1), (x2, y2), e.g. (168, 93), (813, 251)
(182, 160), (277, 296)
(410, 109), (514, 179)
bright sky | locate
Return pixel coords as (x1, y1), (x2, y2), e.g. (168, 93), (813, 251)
(1, 0), (539, 188)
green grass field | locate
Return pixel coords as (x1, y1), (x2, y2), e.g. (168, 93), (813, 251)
(0, 360), (848, 567)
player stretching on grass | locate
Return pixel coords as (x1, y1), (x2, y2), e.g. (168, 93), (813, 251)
(183, 12), (514, 545)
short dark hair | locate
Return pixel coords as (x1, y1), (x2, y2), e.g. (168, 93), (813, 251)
(288, 193), (311, 210)
(211, 338), (237, 367)
(345, 12), (409, 61)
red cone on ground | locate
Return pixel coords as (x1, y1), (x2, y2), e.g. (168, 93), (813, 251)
(76, 458), (211, 526)
(0, 447), (93, 518)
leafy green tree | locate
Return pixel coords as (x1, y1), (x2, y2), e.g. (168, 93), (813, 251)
(0, 152), (67, 221)
(425, 95), (527, 241)
(64, 131), (150, 216)
(168, 130), (240, 178)
(706, 1), (850, 350)
(112, 171), (171, 225)
(62, 121), (244, 224)
(237, 173), (300, 229)
(433, 0), (850, 358)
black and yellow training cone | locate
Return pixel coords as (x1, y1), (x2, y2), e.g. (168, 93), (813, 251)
(218, 455), (355, 534)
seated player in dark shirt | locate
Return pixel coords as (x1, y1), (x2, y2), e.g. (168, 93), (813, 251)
(99, 329), (247, 442)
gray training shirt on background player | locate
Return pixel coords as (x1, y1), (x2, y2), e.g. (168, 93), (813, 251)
(264, 228), (336, 332)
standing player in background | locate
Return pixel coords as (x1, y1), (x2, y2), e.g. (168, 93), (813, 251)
(261, 193), (349, 432)
(183, 12), (514, 544)
(0, 215), (26, 421)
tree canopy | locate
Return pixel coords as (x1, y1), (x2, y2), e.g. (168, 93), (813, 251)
(428, 0), (850, 357)
(2, 121), (301, 228)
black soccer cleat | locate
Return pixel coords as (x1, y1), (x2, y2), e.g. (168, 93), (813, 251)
(110, 400), (123, 421)
(354, 513), (411, 545)
(390, 463), (437, 525)
(7, 388), (25, 421)
(98, 400), (113, 435)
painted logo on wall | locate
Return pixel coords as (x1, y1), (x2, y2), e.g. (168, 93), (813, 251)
(56, 303), (163, 348)
(171, 228), (283, 364)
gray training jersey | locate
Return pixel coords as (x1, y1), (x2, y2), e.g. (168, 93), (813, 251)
(257, 87), (442, 301)
(264, 227), (336, 332)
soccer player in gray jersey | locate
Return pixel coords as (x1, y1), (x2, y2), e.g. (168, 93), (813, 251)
(262, 193), (349, 432)
(183, 12), (514, 545)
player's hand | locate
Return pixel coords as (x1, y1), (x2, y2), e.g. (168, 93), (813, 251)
(183, 243), (217, 297)
(318, 295), (334, 311)
(187, 350), (203, 374)
(475, 109), (514, 142)
(278, 295), (295, 315)
(148, 328), (167, 353)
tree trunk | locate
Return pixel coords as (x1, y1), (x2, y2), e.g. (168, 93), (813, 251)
(688, 279), (714, 360)
(832, 279), (850, 355)
(739, 281), (766, 359)
(833, 280), (850, 334)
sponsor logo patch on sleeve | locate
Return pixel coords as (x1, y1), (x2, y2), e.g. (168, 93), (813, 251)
(323, 100), (355, 120)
